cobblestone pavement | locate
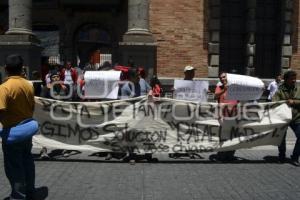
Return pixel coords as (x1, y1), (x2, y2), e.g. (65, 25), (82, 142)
(0, 130), (299, 200)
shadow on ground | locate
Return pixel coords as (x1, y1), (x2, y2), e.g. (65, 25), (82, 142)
(31, 152), (296, 165)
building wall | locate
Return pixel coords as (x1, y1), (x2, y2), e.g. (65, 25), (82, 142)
(150, 0), (208, 78)
(32, 7), (127, 64)
(291, 0), (300, 76)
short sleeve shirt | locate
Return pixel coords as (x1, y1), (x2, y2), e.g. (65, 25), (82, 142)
(267, 81), (279, 100)
(0, 76), (35, 128)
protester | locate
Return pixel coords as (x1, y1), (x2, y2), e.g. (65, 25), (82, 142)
(149, 75), (163, 97)
(138, 67), (151, 96)
(171, 65), (195, 96)
(0, 54), (37, 199)
(77, 70), (86, 100)
(184, 65), (195, 80)
(272, 70), (300, 166)
(212, 71), (239, 162)
(31, 70), (42, 96)
(60, 61), (78, 100)
(100, 61), (113, 70)
(40, 57), (50, 86)
(118, 68), (158, 163)
(21, 66), (28, 79)
(43, 64), (58, 98)
(119, 68), (141, 99)
(49, 70), (66, 99)
(267, 73), (282, 101)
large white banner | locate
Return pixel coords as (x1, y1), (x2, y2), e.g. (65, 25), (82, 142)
(33, 97), (291, 154)
(174, 80), (209, 102)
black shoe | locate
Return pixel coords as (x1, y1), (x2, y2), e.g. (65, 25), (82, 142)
(278, 157), (286, 164)
(290, 160), (300, 167)
(209, 154), (222, 163)
(26, 186), (48, 200)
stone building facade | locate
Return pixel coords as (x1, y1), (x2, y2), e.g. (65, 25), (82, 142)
(0, 0), (299, 79)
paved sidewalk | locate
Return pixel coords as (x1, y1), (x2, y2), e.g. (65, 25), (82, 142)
(0, 143), (299, 200)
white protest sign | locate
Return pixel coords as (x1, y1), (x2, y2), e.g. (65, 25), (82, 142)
(174, 80), (209, 102)
(84, 70), (121, 99)
(226, 73), (265, 101)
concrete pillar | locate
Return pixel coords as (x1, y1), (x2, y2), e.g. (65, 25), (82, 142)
(127, 0), (149, 33)
(123, 0), (154, 43)
(120, 0), (156, 78)
(0, 0), (42, 79)
(6, 0), (33, 35)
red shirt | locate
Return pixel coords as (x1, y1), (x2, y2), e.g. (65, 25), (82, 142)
(215, 85), (238, 104)
(152, 84), (162, 97)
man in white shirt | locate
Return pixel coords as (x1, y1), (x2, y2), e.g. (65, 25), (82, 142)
(267, 74), (282, 101)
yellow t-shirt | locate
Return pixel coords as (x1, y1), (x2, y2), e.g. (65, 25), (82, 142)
(0, 76), (35, 128)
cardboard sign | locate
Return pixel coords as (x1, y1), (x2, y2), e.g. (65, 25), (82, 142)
(84, 70), (121, 99)
(174, 80), (209, 102)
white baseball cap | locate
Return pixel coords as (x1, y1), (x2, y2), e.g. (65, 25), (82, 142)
(184, 65), (195, 72)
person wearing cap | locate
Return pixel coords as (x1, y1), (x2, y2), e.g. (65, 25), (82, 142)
(170, 65), (196, 97)
(184, 65), (196, 80)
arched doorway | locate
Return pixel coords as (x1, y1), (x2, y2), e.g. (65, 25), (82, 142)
(75, 24), (112, 69)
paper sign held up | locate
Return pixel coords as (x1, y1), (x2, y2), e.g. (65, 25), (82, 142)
(226, 73), (265, 101)
(84, 70), (121, 99)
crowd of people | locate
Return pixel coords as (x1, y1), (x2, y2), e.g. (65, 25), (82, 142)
(0, 54), (299, 199)
(33, 61), (163, 101)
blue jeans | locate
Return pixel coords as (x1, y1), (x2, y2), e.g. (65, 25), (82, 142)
(278, 122), (300, 161)
(2, 138), (35, 199)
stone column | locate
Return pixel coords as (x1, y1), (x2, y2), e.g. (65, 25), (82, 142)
(208, 0), (221, 77)
(281, 0), (293, 73)
(0, 0), (42, 79)
(6, 0), (33, 35)
(245, 0), (256, 76)
(123, 0), (154, 43)
(120, 0), (156, 78)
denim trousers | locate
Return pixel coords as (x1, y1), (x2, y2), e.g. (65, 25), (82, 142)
(2, 138), (35, 199)
(278, 122), (300, 161)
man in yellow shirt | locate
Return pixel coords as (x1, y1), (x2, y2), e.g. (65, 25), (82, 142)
(0, 54), (36, 199)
